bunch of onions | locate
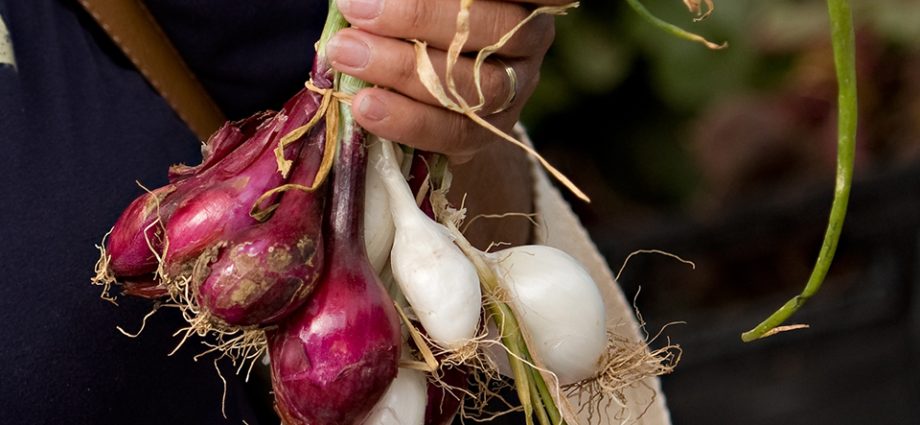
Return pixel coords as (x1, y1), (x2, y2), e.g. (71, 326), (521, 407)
(101, 78), (329, 327)
(91, 1), (669, 424)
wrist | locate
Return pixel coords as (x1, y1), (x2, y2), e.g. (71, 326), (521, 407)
(447, 132), (535, 249)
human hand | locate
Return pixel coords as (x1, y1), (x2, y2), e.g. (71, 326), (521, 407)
(327, 0), (563, 162)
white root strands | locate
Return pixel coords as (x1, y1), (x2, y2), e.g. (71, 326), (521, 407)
(615, 249), (696, 282)
(431, 192), (682, 424)
(91, 229), (118, 305)
(563, 326), (682, 425)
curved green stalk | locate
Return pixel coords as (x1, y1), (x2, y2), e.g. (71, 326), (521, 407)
(741, 0), (857, 342)
(624, 0), (726, 50)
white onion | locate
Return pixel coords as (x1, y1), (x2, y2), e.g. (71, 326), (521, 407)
(487, 245), (606, 384)
(375, 140), (481, 349)
(364, 141), (397, 273)
(361, 367), (427, 425)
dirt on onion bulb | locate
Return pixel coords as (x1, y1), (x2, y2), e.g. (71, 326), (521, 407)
(194, 123), (327, 327)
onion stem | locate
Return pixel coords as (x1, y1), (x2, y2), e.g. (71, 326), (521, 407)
(530, 362), (562, 425)
(529, 375), (551, 425)
(741, 0), (857, 342)
(445, 219), (565, 425)
(317, 0), (349, 59)
(624, 0), (726, 50)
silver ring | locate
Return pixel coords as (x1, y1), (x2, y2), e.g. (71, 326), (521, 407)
(490, 58), (517, 115)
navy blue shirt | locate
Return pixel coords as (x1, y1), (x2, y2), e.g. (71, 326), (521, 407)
(0, 0), (324, 422)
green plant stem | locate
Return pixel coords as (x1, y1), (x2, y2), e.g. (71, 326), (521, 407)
(528, 375), (551, 425)
(316, 0), (349, 59)
(624, 0), (726, 50)
(445, 220), (565, 425)
(469, 257), (535, 425)
(530, 362), (563, 425)
(496, 302), (535, 425)
(741, 0), (857, 342)
(338, 74), (370, 98)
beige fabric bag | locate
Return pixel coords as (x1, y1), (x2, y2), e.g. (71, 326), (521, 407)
(522, 126), (671, 425)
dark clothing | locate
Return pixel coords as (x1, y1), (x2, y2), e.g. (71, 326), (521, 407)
(0, 0), (323, 422)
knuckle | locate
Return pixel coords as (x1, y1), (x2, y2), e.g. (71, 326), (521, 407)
(484, 63), (509, 104)
(395, 47), (418, 85)
(492, 7), (529, 54)
(406, 0), (431, 34)
(446, 113), (468, 145)
(431, 112), (475, 156)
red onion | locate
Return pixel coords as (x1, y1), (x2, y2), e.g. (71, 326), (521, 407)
(268, 109), (401, 425)
(195, 122), (326, 326)
(104, 84), (323, 282)
(106, 184), (178, 277)
(168, 112), (272, 183)
(162, 88), (322, 272)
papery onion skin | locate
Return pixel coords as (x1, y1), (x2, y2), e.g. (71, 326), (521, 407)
(106, 185), (178, 277)
(168, 112), (272, 182)
(195, 124), (326, 327)
(268, 265), (400, 425)
(163, 88), (323, 271)
(104, 103), (292, 279)
(488, 245), (607, 385)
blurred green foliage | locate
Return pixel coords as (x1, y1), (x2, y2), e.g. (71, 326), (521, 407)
(528, 0), (920, 118)
(523, 0), (920, 215)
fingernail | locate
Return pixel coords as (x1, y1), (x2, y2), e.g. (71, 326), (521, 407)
(358, 95), (388, 122)
(327, 35), (370, 69)
(337, 0), (383, 20)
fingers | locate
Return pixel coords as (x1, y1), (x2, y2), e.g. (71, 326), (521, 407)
(331, 0), (559, 160)
(327, 28), (537, 114)
(336, 0), (555, 57)
(350, 88), (519, 162)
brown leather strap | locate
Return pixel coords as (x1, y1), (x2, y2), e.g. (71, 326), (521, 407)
(78, 0), (226, 140)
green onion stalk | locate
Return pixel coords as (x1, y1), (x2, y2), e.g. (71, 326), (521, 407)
(624, 0), (858, 342)
(741, 0), (857, 342)
(447, 227), (566, 425)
